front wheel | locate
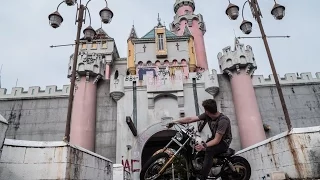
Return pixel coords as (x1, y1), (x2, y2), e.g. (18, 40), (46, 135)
(221, 156), (251, 180)
(140, 152), (171, 180)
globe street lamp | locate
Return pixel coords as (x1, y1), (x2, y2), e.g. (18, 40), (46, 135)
(225, 0), (292, 131)
(48, 0), (113, 142)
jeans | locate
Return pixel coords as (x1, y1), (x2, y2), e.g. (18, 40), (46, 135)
(200, 141), (229, 180)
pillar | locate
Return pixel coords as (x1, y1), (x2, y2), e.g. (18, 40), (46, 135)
(228, 69), (266, 148)
(218, 41), (266, 148)
(70, 76), (98, 151)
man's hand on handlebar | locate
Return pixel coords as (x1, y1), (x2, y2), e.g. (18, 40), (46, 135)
(166, 122), (177, 128)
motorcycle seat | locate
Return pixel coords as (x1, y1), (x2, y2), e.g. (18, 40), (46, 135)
(217, 148), (235, 157)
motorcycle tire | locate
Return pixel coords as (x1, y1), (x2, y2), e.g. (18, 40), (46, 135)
(222, 156), (251, 180)
(140, 152), (170, 180)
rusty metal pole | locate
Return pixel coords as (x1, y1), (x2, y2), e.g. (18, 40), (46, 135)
(63, 5), (85, 142)
(250, 0), (292, 131)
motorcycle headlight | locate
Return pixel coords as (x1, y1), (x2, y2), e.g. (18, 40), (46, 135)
(176, 132), (183, 141)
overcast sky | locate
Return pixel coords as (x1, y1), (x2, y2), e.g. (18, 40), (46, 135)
(0, 0), (319, 92)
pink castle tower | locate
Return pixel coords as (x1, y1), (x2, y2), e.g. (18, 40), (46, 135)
(170, 0), (208, 71)
(218, 39), (266, 148)
(67, 28), (115, 151)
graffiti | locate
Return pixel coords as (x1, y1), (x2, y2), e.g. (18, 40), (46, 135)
(78, 52), (106, 65)
(125, 75), (138, 81)
(122, 156), (140, 173)
(158, 68), (170, 78)
(147, 73), (183, 87)
(195, 72), (203, 80)
(138, 68), (157, 80)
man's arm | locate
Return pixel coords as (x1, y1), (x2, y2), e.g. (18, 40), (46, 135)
(167, 113), (206, 128)
(206, 133), (223, 147)
(173, 116), (200, 124)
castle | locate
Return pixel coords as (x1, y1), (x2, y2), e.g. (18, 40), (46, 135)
(0, 0), (320, 179)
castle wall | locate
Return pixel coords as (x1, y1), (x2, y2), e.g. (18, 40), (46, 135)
(95, 80), (117, 163)
(0, 70), (319, 164)
(255, 81), (320, 138)
(0, 80), (117, 162)
(0, 97), (69, 141)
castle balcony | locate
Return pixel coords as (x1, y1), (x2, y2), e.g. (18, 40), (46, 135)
(110, 74), (125, 101)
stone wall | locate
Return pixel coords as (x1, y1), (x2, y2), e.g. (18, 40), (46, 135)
(95, 80), (117, 162)
(0, 80), (117, 161)
(255, 83), (320, 138)
(236, 126), (320, 179)
(0, 97), (68, 141)
(0, 139), (113, 180)
(0, 114), (8, 159)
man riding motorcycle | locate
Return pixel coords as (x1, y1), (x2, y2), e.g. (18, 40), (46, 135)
(167, 99), (232, 180)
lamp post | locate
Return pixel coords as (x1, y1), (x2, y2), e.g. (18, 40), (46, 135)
(225, 0), (292, 131)
(48, 0), (114, 142)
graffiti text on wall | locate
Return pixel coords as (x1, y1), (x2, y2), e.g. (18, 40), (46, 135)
(122, 156), (140, 173)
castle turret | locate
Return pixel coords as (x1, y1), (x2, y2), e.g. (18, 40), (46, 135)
(217, 39), (266, 148)
(67, 28), (118, 151)
(170, 0), (208, 70)
(127, 25), (138, 75)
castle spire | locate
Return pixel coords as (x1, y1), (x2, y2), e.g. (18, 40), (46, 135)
(157, 13), (163, 27)
(128, 24), (138, 40)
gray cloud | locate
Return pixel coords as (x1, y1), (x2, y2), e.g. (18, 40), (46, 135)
(0, 0), (319, 92)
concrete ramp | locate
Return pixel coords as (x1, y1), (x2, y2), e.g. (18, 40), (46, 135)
(236, 126), (320, 179)
(0, 139), (113, 180)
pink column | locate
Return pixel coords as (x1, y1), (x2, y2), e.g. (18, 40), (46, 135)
(190, 20), (208, 70)
(70, 76), (97, 151)
(230, 70), (266, 148)
(105, 63), (111, 80)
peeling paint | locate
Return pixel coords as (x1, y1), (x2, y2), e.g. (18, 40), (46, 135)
(267, 141), (279, 169)
(286, 135), (304, 178)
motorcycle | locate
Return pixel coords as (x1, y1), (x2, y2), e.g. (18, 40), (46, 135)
(140, 123), (251, 180)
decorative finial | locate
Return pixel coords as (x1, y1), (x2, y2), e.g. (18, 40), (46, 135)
(0, 64), (2, 88)
(233, 29), (240, 50)
(157, 13), (162, 26)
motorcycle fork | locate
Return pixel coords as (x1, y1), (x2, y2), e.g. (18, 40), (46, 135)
(158, 137), (191, 174)
(224, 158), (236, 172)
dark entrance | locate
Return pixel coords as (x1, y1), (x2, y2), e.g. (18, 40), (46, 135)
(141, 130), (179, 167)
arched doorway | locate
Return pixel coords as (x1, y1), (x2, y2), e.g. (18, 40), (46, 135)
(141, 130), (178, 167)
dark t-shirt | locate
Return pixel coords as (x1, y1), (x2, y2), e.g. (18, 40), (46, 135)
(198, 113), (232, 146)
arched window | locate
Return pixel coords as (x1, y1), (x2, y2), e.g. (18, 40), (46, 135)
(114, 70), (119, 79)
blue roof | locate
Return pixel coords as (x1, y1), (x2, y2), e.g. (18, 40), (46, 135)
(141, 27), (177, 39)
